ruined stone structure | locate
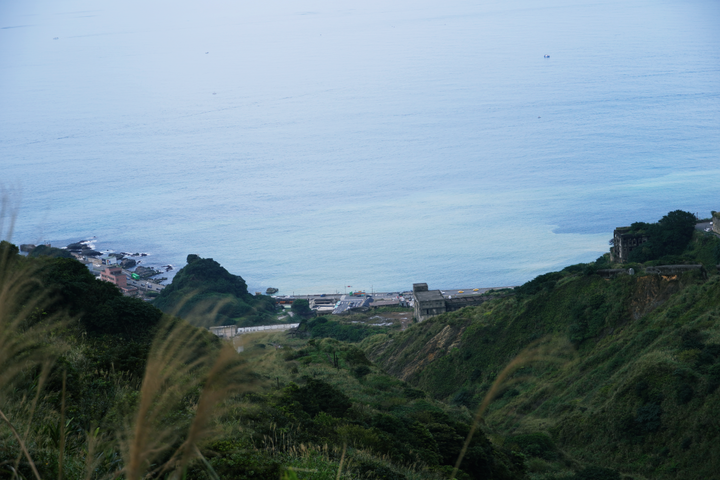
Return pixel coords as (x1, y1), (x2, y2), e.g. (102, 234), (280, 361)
(611, 227), (649, 263)
(413, 283), (491, 322)
(713, 211), (720, 235)
(412, 283), (447, 322)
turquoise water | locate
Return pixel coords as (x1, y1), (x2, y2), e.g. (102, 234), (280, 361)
(2, 0), (720, 294)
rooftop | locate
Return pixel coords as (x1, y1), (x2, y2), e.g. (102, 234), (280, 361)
(414, 290), (444, 302)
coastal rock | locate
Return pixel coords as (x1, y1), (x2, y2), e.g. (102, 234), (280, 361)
(135, 266), (159, 278)
(121, 258), (137, 269)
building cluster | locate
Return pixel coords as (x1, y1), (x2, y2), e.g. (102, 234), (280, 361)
(74, 251), (165, 297)
(272, 292), (410, 316)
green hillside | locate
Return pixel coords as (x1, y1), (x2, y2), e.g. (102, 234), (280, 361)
(153, 254), (277, 327)
(363, 230), (720, 479)
(0, 243), (524, 480)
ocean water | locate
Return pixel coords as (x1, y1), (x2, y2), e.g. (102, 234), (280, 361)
(2, 0), (719, 294)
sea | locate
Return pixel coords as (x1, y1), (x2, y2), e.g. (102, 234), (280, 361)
(2, 0), (719, 295)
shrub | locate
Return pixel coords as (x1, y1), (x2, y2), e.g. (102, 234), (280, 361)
(676, 383), (694, 405)
(284, 378), (352, 418)
(634, 403), (663, 434)
(627, 210), (697, 263)
(354, 365), (372, 378)
(403, 386), (426, 399)
(346, 346), (372, 365)
(506, 432), (558, 460)
(291, 299), (313, 317)
(516, 272), (564, 296)
(572, 466), (621, 480)
(353, 460), (407, 480)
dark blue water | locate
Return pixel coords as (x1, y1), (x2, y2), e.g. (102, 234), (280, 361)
(2, 0), (719, 293)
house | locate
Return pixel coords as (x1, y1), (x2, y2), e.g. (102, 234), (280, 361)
(100, 266), (127, 288)
(412, 283), (447, 322)
(100, 253), (118, 266)
(310, 297), (336, 315)
(100, 266), (138, 296)
(610, 227), (649, 263)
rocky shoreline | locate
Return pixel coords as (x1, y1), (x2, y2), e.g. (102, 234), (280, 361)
(21, 238), (173, 284)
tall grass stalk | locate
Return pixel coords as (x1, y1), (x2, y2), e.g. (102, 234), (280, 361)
(450, 336), (571, 479)
(335, 443), (347, 480)
(119, 314), (259, 480)
(1, 193), (66, 480)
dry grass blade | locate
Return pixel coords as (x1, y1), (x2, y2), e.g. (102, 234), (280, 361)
(0, 409), (42, 480)
(0, 243), (62, 398)
(450, 336), (572, 479)
(13, 360), (52, 474)
(120, 317), (209, 480)
(0, 189), (18, 244)
(84, 427), (104, 480)
(335, 443), (347, 480)
(1, 190), (66, 480)
(121, 304), (261, 480)
(164, 288), (234, 330)
(168, 342), (260, 478)
(58, 370), (67, 480)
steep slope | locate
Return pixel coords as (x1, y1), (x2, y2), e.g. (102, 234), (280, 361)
(363, 234), (720, 479)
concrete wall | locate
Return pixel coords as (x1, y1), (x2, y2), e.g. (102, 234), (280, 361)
(645, 265), (704, 276)
(209, 323), (300, 338)
(236, 323), (300, 335)
(209, 325), (237, 338)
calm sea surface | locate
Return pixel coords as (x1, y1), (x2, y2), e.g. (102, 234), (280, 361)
(2, 0), (719, 294)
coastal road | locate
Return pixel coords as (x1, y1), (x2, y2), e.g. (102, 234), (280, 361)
(696, 221), (719, 238)
(438, 287), (515, 298)
(696, 221), (712, 231)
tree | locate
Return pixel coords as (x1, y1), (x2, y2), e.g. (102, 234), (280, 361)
(628, 210), (696, 263)
(153, 254), (276, 326)
(291, 299), (313, 317)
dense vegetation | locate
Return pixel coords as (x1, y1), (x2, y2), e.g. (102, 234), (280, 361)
(364, 228), (720, 479)
(153, 254), (277, 327)
(5, 208), (719, 479)
(299, 316), (392, 342)
(625, 210), (698, 263)
(0, 242), (523, 480)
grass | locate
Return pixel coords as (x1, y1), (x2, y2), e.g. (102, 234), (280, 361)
(0, 238), (523, 480)
(363, 239), (720, 479)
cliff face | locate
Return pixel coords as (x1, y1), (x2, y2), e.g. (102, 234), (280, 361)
(362, 269), (720, 479)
